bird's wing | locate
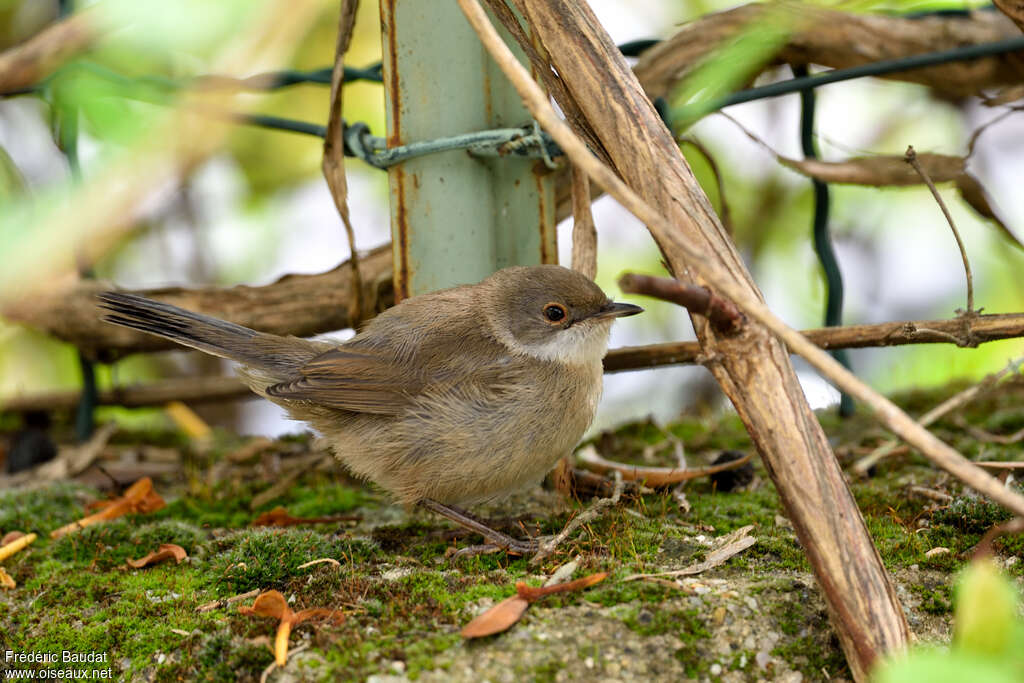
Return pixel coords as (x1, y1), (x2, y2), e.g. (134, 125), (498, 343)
(265, 347), (422, 415)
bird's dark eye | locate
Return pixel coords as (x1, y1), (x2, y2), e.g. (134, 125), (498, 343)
(543, 303), (568, 323)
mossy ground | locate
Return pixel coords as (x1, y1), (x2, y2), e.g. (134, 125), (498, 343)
(1, 376), (1023, 681)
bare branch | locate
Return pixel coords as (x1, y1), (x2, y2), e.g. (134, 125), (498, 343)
(570, 165), (597, 279)
(618, 272), (744, 335)
(905, 145), (977, 315)
(0, 10), (98, 94)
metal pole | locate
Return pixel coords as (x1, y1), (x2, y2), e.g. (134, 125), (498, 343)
(380, 1), (556, 299)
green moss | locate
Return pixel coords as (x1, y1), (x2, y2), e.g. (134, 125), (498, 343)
(932, 496), (1014, 535)
(622, 605), (709, 638)
(772, 634), (848, 678)
(768, 593), (849, 678)
(0, 481), (98, 533)
(206, 527), (378, 594)
(909, 583), (953, 615)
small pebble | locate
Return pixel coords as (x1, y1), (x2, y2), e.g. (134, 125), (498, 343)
(710, 663), (722, 676)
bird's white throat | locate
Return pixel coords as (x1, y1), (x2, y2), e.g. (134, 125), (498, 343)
(497, 321), (612, 366)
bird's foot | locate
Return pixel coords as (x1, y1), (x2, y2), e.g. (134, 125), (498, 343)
(419, 498), (541, 557)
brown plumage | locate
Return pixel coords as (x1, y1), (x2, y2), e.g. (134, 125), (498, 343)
(98, 265), (641, 538)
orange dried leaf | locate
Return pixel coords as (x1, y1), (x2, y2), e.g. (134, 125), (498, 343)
(251, 506), (359, 527)
(251, 507), (304, 527)
(1, 531), (26, 547)
(239, 590), (292, 620)
(0, 532), (37, 562)
(126, 543), (188, 568)
(460, 595), (530, 638)
(239, 590), (343, 666)
(50, 477), (165, 539)
(516, 572), (609, 602)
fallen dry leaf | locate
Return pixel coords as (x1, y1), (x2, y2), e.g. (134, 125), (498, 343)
(251, 506), (360, 527)
(1, 531), (26, 546)
(239, 590), (344, 665)
(0, 532), (37, 562)
(460, 595), (530, 638)
(0, 567), (16, 589)
(126, 543), (188, 568)
(515, 572), (608, 602)
(226, 436), (276, 463)
(461, 572), (608, 639)
(50, 477), (165, 539)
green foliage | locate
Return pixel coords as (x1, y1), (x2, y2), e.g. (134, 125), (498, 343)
(669, 6), (792, 127)
(874, 560), (1024, 683)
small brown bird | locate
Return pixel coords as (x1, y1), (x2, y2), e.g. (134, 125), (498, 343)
(98, 265), (641, 552)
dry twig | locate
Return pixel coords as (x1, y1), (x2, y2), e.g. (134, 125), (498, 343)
(576, 445), (752, 486)
(853, 355), (1023, 474)
(618, 272), (744, 334)
(0, 9), (98, 93)
(570, 164), (598, 279)
(196, 589), (261, 613)
(530, 472), (623, 566)
(905, 145), (977, 315)
(622, 525), (756, 581)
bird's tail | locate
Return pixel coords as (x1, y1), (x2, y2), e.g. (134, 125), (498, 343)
(97, 292), (321, 373)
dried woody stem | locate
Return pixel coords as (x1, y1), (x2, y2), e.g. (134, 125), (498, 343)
(570, 164), (597, 279)
(904, 145), (976, 315)
(618, 272), (744, 334)
(853, 355), (1024, 474)
(0, 9), (98, 93)
(322, 0), (363, 326)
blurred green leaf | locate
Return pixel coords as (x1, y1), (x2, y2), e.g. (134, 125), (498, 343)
(669, 5), (794, 128)
(875, 649), (1020, 683)
(875, 559), (1024, 683)
(94, 0), (255, 58)
(954, 558), (1021, 658)
(0, 144), (26, 198)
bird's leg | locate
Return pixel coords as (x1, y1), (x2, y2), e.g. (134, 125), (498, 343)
(419, 498), (538, 555)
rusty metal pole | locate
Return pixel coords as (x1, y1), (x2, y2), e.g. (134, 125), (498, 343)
(379, 1), (557, 299)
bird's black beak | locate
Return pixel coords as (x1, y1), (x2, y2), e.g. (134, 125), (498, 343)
(589, 301), (644, 320)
